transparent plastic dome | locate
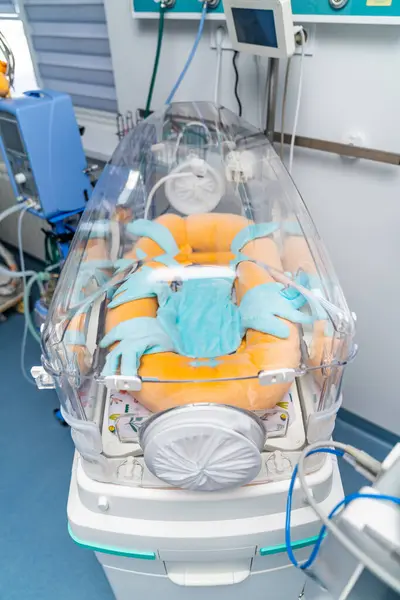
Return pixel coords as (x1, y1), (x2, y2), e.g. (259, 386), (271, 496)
(40, 102), (356, 491)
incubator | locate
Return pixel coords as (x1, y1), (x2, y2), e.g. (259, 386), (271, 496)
(38, 102), (356, 599)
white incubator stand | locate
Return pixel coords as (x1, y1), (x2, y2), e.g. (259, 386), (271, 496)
(35, 103), (356, 600)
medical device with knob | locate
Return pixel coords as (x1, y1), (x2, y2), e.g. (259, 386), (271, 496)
(0, 89), (91, 220)
(0, 88), (93, 423)
(34, 102), (357, 599)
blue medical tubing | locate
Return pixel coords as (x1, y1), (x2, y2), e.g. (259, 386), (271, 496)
(165, 2), (208, 104)
(285, 448), (345, 569)
(285, 448), (400, 570)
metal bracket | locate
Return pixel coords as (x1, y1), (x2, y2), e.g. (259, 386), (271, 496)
(258, 368), (297, 386)
(103, 375), (142, 392)
(31, 366), (56, 390)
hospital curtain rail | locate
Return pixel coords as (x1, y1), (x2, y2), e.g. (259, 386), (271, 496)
(20, 0), (117, 113)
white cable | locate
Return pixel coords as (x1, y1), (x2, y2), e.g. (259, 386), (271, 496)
(214, 27), (224, 106)
(0, 264), (36, 278)
(173, 120), (212, 165)
(0, 200), (30, 226)
(25, 262), (61, 345)
(144, 172), (194, 219)
(0, 200), (36, 278)
(18, 205), (28, 291)
(297, 441), (400, 595)
(17, 206), (36, 386)
(288, 28), (305, 174)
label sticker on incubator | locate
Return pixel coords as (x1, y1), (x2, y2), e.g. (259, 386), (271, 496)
(366, 0), (392, 5)
(108, 391), (151, 441)
(255, 392), (293, 438)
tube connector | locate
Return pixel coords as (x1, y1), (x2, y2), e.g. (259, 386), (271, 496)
(343, 449), (382, 482)
(205, 0), (220, 9)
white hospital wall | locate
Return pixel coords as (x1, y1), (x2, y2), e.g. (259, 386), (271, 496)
(104, 2), (400, 433)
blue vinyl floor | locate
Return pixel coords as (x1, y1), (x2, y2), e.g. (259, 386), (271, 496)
(0, 310), (396, 600)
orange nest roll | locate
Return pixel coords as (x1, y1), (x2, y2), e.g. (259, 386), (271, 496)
(98, 213), (300, 413)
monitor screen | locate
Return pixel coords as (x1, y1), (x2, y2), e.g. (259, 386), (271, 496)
(0, 116), (24, 154)
(232, 7), (278, 48)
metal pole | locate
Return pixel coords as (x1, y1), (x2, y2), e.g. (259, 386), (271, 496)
(265, 58), (279, 143)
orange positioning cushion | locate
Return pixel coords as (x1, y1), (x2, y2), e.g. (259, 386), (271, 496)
(103, 213), (300, 413)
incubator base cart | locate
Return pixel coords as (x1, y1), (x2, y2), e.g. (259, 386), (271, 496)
(35, 103), (356, 600)
(68, 451), (342, 600)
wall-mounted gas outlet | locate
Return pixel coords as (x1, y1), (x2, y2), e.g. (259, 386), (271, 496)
(210, 25), (232, 51)
(294, 24), (316, 57)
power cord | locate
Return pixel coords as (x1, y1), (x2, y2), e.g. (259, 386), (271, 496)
(144, 2), (166, 117)
(165, 2), (208, 104)
(232, 51), (242, 117)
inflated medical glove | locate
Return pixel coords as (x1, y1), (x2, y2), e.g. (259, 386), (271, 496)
(114, 257), (135, 274)
(281, 271), (310, 309)
(100, 316), (174, 377)
(157, 277), (242, 358)
(108, 266), (167, 309)
(114, 249), (177, 275)
(71, 259), (114, 308)
(127, 219), (179, 256)
(240, 282), (314, 339)
(284, 272), (327, 321)
(230, 222), (279, 254)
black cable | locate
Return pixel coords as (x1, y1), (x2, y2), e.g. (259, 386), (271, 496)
(232, 51), (242, 117)
(145, 3), (166, 118)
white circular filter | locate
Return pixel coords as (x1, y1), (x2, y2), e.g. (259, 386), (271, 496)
(165, 159), (225, 215)
(140, 404), (266, 492)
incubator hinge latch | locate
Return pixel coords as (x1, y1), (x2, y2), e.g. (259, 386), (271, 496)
(103, 375), (142, 392)
(258, 368), (296, 386)
(31, 366), (56, 390)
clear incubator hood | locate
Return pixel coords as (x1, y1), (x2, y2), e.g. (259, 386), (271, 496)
(39, 102), (356, 492)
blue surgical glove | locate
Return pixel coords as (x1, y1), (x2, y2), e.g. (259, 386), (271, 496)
(240, 282), (314, 339)
(100, 317), (174, 377)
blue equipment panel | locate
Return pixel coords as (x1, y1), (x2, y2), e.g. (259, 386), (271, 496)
(133, 0), (400, 20)
(0, 90), (91, 219)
